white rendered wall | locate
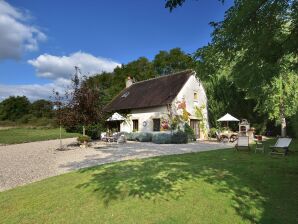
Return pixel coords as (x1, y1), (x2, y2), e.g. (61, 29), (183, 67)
(120, 106), (169, 133)
(172, 74), (209, 139)
(120, 74), (209, 139)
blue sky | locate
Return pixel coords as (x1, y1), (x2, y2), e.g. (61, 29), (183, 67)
(0, 0), (233, 100)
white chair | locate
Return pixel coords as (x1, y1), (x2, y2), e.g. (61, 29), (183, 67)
(235, 136), (250, 151)
(270, 138), (292, 156)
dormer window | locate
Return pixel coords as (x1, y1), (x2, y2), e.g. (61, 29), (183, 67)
(194, 92), (198, 100)
(121, 92), (130, 98)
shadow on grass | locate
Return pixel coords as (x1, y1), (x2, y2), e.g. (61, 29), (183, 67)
(77, 139), (298, 223)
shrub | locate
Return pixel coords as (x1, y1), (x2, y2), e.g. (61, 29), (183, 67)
(184, 123), (196, 141)
(77, 135), (91, 143)
(86, 124), (102, 140)
(126, 132), (138, 141)
(152, 133), (172, 144)
(65, 125), (82, 133)
(208, 127), (218, 138)
(171, 130), (188, 144)
(135, 132), (153, 142)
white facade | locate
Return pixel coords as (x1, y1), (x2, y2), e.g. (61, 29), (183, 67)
(119, 74), (209, 139)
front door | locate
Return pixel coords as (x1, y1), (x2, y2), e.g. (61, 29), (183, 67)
(190, 119), (200, 139)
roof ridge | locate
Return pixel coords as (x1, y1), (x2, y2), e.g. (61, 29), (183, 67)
(130, 69), (194, 86)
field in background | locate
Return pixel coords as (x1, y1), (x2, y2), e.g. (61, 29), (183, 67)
(0, 128), (78, 144)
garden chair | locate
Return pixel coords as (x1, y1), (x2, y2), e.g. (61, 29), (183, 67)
(270, 138), (292, 156)
(255, 140), (265, 153)
(235, 136), (250, 151)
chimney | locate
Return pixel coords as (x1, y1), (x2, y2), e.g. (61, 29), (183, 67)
(126, 76), (133, 88)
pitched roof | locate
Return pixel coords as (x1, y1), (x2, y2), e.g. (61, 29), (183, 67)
(104, 70), (194, 111)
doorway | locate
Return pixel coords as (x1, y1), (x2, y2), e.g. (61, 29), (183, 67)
(190, 119), (200, 139)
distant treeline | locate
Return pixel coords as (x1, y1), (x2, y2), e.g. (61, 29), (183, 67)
(0, 96), (54, 127)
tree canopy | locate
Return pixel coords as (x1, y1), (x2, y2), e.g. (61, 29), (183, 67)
(166, 0), (298, 136)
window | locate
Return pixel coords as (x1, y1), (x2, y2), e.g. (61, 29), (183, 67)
(153, 119), (160, 131)
(132, 120), (138, 131)
(121, 92), (130, 98)
(194, 92), (198, 100)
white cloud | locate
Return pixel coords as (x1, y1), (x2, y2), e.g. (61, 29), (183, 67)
(28, 51), (121, 80)
(0, 78), (70, 102)
(0, 0), (46, 60)
(1, 51), (121, 101)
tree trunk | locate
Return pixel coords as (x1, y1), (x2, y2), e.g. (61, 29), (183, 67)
(280, 103), (287, 137)
(281, 115), (287, 137)
(59, 125), (62, 149)
(279, 76), (286, 137)
(83, 125), (86, 136)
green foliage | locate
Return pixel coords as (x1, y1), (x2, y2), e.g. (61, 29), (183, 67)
(135, 132), (153, 142)
(288, 112), (298, 138)
(209, 127), (218, 138)
(85, 124), (102, 140)
(0, 96), (30, 121)
(77, 135), (91, 143)
(184, 123), (195, 141)
(153, 48), (197, 75)
(125, 132), (138, 141)
(152, 132), (172, 144)
(171, 130), (188, 144)
(165, 0), (298, 136)
(262, 71), (298, 121)
(30, 99), (53, 118)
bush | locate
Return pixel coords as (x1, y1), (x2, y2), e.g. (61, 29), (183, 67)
(86, 124), (102, 140)
(208, 127), (218, 138)
(65, 125), (82, 133)
(184, 123), (196, 141)
(152, 133), (172, 144)
(77, 135), (91, 143)
(16, 114), (35, 124)
(125, 132), (138, 141)
(135, 132), (153, 142)
(288, 113), (298, 138)
(171, 130), (188, 144)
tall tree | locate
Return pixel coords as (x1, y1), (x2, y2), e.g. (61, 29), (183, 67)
(57, 71), (103, 136)
(0, 96), (30, 121)
(166, 0), (298, 136)
(153, 48), (197, 75)
(30, 99), (53, 118)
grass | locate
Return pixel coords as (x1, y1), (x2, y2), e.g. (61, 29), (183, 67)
(0, 139), (297, 223)
(0, 128), (79, 144)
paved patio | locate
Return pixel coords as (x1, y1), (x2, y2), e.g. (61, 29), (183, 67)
(0, 138), (233, 191)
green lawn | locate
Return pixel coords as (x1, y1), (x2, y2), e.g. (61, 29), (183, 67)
(0, 128), (78, 144)
(0, 139), (297, 223)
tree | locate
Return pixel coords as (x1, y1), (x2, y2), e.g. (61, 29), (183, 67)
(0, 96), (30, 121)
(153, 48), (197, 75)
(55, 69), (103, 137)
(30, 99), (53, 118)
(52, 91), (66, 149)
(166, 0), (298, 136)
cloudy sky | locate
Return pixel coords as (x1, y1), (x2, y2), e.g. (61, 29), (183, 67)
(0, 0), (232, 101)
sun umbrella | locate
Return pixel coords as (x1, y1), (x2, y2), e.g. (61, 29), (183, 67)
(106, 112), (125, 121)
(217, 113), (239, 129)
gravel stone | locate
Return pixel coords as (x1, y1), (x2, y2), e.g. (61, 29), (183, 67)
(0, 138), (232, 191)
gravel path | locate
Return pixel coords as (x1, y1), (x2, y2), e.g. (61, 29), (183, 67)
(0, 138), (233, 191)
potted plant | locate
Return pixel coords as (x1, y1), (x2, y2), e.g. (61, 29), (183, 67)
(77, 135), (91, 148)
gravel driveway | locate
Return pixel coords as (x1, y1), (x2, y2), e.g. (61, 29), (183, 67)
(0, 138), (232, 191)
